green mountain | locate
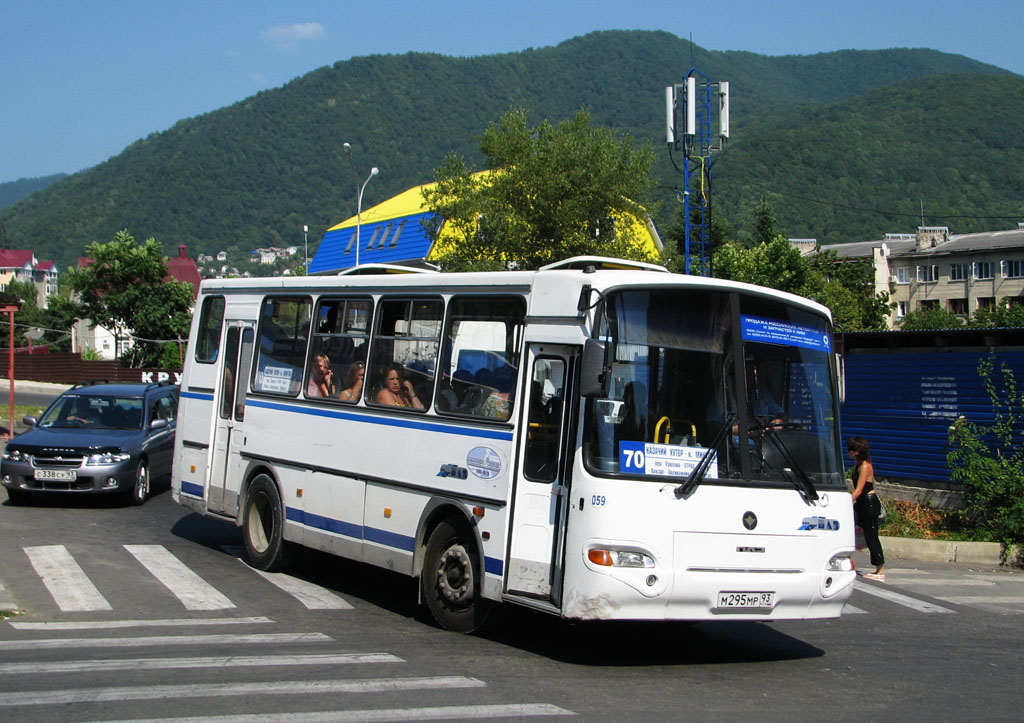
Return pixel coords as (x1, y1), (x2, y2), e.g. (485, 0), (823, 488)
(1, 30), (1017, 269)
(0, 174), (67, 212)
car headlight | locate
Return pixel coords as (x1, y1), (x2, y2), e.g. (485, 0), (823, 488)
(86, 452), (131, 465)
(2, 449), (28, 462)
(587, 548), (655, 568)
(827, 553), (854, 572)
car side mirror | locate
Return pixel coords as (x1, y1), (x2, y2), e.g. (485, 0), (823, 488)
(22, 416), (37, 427)
(149, 418), (169, 431)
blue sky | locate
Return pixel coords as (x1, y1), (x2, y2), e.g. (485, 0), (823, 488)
(2, 0), (1022, 184)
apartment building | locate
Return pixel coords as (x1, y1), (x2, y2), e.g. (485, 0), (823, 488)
(818, 224), (1024, 328)
(0, 249), (59, 308)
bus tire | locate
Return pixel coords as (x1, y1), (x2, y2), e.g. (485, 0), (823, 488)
(421, 518), (493, 633)
(243, 474), (297, 572)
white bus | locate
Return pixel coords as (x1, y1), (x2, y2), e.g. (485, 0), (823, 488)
(173, 256), (855, 632)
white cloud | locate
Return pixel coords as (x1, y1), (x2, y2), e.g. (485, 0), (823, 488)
(260, 22), (326, 50)
(250, 73), (268, 85)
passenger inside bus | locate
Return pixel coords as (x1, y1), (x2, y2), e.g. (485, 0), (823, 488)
(374, 363), (424, 409)
(338, 361), (365, 402)
(306, 354), (336, 398)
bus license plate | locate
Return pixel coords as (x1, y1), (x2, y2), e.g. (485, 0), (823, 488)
(34, 469), (77, 481)
(717, 591), (774, 609)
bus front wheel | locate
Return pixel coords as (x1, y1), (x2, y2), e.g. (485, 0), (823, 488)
(421, 518), (493, 633)
(243, 474), (297, 572)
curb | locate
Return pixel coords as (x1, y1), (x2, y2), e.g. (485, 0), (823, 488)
(880, 535), (1006, 566)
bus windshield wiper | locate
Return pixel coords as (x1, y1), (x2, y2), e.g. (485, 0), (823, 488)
(760, 419), (819, 502)
(675, 413), (734, 499)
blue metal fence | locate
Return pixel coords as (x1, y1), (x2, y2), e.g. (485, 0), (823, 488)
(840, 348), (1024, 484)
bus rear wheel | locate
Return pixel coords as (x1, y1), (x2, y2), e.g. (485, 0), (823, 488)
(421, 518), (493, 633)
(243, 474), (297, 572)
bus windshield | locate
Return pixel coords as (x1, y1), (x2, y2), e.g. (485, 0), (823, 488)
(583, 287), (844, 490)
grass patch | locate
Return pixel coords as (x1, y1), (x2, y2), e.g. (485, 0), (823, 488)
(880, 499), (981, 542)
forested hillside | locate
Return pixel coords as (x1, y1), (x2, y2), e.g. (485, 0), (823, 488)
(1, 30), (1017, 269)
(0, 174), (66, 211)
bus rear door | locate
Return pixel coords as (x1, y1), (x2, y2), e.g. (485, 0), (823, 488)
(208, 323), (254, 516)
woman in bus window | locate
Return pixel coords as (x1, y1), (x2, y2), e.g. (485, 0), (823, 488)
(376, 363), (423, 409)
(338, 361), (365, 402)
(307, 354), (336, 398)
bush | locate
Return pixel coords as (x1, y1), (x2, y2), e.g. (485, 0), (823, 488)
(946, 354), (1024, 548)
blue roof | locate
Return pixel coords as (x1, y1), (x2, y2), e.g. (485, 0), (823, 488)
(309, 212), (436, 274)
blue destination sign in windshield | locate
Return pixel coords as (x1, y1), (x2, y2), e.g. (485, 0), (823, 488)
(741, 315), (831, 353)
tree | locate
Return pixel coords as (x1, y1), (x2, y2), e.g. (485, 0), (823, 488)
(899, 306), (965, 330)
(422, 109), (659, 270)
(67, 230), (195, 368)
(711, 211), (891, 330)
(947, 355), (1024, 548)
(970, 301), (1024, 328)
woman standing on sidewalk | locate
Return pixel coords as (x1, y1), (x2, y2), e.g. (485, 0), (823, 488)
(848, 436), (885, 581)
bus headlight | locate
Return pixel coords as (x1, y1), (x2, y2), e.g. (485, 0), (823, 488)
(588, 548), (655, 568)
(827, 553), (854, 572)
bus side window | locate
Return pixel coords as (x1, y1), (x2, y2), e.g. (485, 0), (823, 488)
(253, 296), (312, 396)
(195, 296), (225, 363)
(436, 296), (525, 419)
(307, 298), (371, 402)
(368, 298), (442, 410)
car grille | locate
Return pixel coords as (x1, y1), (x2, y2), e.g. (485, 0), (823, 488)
(32, 454), (86, 468)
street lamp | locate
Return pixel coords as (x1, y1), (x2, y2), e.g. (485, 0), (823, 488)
(342, 142), (379, 268)
(303, 224), (308, 274)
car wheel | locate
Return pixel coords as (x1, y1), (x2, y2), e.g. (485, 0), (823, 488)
(243, 474), (297, 572)
(128, 463), (149, 506)
(421, 518), (493, 633)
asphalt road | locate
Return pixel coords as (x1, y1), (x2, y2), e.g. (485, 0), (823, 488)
(1, 486), (1022, 722)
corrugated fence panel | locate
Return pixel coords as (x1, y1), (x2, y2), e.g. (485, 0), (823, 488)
(840, 349), (1024, 484)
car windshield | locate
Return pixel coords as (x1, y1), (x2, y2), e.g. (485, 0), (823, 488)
(38, 394), (145, 430)
(583, 287), (844, 491)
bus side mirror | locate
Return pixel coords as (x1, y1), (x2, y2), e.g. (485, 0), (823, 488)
(835, 353), (845, 405)
(580, 338), (609, 398)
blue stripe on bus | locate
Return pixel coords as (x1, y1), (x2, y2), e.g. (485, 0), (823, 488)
(181, 391), (215, 401)
(287, 507), (363, 539)
(246, 398), (514, 441)
(285, 505), (504, 577)
(179, 480), (205, 498)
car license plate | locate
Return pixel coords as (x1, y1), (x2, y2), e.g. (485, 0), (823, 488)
(34, 469), (77, 481)
(716, 591), (775, 609)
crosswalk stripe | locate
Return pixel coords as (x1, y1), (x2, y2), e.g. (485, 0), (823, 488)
(10, 617), (273, 631)
(238, 558), (354, 610)
(890, 579), (995, 587)
(936, 596), (1024, 605)
(0, 676), (487, 707)
(23, 545), (111, 612)
(125, 545), (234, 610)
(854, 581), (956, 613)
(0, 632), (333, 651)
(843, 604), (868, 614)
(85, 702), (577, 722)
(5, 652), (403, 675)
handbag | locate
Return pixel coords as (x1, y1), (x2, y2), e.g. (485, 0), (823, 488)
(876, 496), (888, 524)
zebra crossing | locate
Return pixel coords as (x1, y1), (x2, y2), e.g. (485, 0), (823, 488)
(2, 543), (576, 720)
(20, 543), (352, 614)
(10, 544), (1024, 619)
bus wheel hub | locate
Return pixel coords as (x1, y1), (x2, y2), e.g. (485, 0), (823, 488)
(437, 546), (472, 602)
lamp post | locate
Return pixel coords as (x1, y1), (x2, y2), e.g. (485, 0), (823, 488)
(342, 142), (379, 268)
(303, 224), (308, 274)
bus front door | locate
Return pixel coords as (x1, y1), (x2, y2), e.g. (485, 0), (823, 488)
(506, 344), (576, 606)
(208, 323), (254, 516)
